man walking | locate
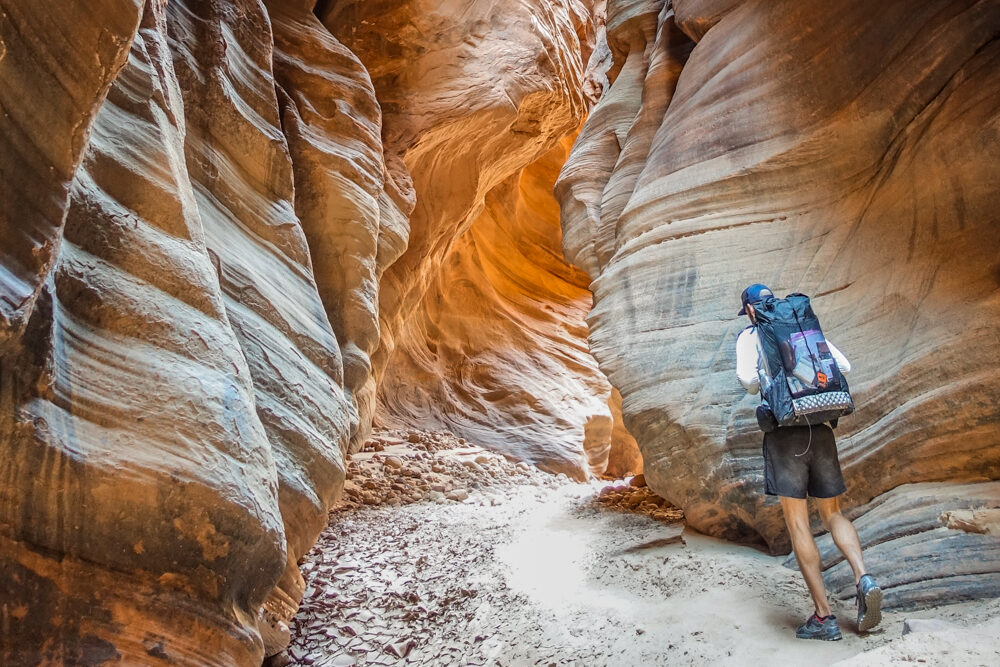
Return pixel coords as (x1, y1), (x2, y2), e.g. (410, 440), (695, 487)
(735, 284), (882, 640)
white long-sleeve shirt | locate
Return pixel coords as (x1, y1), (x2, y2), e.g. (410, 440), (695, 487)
(736, 326), (851, 395)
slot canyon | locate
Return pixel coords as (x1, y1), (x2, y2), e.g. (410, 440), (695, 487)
(1, 0), (999, 665)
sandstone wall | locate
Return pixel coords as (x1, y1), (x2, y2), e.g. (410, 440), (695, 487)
(0, 0), (143, 354)
(2, 3), (287, 662)
(0, 0), (608, 661)
(804, 482), (1000, 610)
(378, 138), (615, 480)
(320, 0), (620, 479)
(557, 0), (1000, 607)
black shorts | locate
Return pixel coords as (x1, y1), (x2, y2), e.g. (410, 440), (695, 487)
(763, 424), (846, 499)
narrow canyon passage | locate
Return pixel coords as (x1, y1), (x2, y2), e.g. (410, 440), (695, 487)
(2, 0), (999, 665)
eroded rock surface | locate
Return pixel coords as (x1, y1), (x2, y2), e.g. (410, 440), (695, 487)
(557, 0), (1000, 607)
(378, 139), (615, 480)
(269, 0), (413, 455)
(4, 0), (998, 658)
(320, 0), (608, 479)
(1, 0), (360, 661)
(0, 0), (608, 662)
(0, 0), (142, 353)
(2, 3), (290, 662)
(801, 482), (1000, 610)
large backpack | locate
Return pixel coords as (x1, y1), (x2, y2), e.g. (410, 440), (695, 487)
(752, 293), (854, 427)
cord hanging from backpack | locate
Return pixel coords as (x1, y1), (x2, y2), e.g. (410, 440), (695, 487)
(794, 413), (813, 457)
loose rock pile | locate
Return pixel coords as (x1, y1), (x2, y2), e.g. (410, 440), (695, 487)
(337, 429), (561, 510)
(271, 428), (566, 666)
(595, 474), (684, 524)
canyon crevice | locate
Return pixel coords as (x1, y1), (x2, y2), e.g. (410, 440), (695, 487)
(1, 0), (998, 663)
(1, 0), (622, 662)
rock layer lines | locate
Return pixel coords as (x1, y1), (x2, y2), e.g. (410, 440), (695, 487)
(557, 0), (1000, 608)
(0, 0), (609, 662)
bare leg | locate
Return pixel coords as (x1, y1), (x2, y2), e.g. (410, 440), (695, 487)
(779, 496), (831, 617)
(816, 496), (867, 584)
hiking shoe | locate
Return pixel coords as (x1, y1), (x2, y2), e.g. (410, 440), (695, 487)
(796, 613), (843, 641)
(856, 574), (883, 632)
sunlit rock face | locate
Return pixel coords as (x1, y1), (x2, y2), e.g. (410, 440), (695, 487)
(378, 138), (615, 480)
(270, 0), (414, 457)
(607, 387), (643, 478)
(321, 0), (615, 478)
(171, 0), (356, 652)
(558, 0), (1000, 605)
(1, 0), (612, 661)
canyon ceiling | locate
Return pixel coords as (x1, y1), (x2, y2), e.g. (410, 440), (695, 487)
(1, 0), (998, 664)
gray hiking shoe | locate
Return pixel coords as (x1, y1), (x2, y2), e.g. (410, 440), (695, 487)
(796, 613), (842, 641)
(856, 574), (883, 632)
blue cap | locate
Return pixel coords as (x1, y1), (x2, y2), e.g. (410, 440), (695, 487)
(738, 284), (773, 315)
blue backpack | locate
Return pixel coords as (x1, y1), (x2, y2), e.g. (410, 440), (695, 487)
(752, 294), (854, 427)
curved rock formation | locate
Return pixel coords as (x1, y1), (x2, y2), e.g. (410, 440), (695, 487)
(1, 0), (355, 661)
(169, 0), (357, 651)
(0, 0), (142, 354)
(378, 138), (614, 480)
(606, 387), (643, 478)
(558, 0), (1000, 605)
(320, 0), (621, 478)
(7, 0), (997, 656)
(320, 0), (595, 401)
(804, 482), (1000, 610)
(2, 4), (288, 662)
(270, 0), (414, 456)
(1, 0), (611, 660)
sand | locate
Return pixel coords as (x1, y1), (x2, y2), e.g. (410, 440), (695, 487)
(276, 434), (1000, 666)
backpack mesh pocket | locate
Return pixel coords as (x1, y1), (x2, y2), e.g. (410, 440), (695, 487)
(792, 391), (854, 416)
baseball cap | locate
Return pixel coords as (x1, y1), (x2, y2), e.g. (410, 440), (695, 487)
(738, 283), (774, 315)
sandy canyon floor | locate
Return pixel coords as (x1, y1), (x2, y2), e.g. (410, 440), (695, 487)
(270, 431), (1000, 667)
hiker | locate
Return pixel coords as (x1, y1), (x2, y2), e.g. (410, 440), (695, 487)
(735, 283), (882, 641)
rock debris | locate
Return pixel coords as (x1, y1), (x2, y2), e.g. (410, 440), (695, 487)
(270, 428), (683, 666)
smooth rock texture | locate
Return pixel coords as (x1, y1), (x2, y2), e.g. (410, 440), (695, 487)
(378, 138), (614, 480)
(321, 0), (616, 477)
(1, 0), (615, 661)
(167, 0), (354, 653)
(320, 0), (594, 385)
(606, 387), (643, 478)
(0, 0), (142, 354)
(5, 0), (997, 658)
(2, 3), (286, 662)
(557, 0), (1000, 568)
(799, 482), (1000, 610)
(269, 0), (413, 455)
(1, 0), (355, 661)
